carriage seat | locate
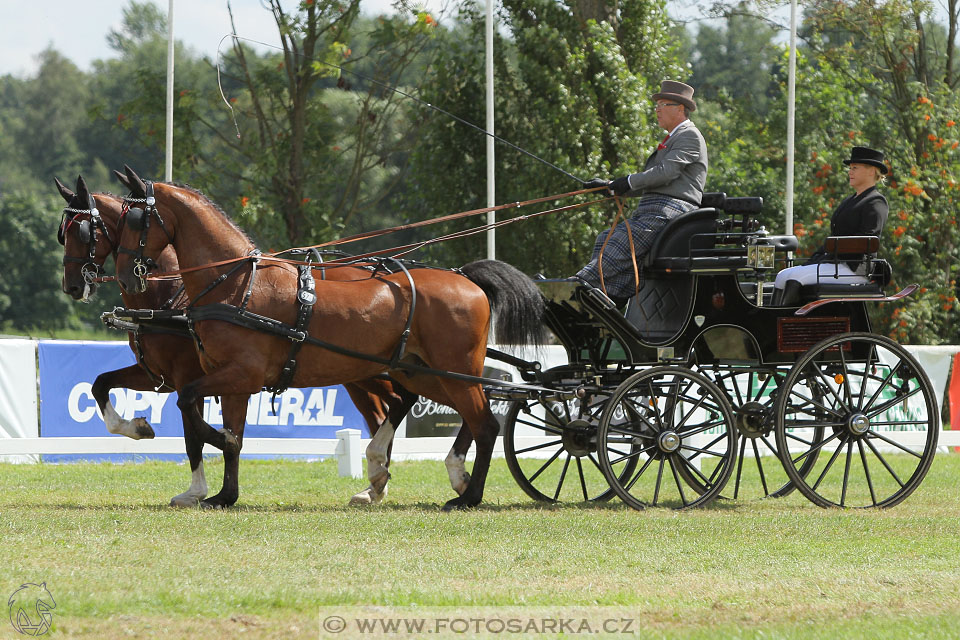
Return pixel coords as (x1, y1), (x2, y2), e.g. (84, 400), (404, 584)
(798, 236), (891, 299)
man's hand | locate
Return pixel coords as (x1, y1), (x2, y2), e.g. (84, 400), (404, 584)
(610, 175), (632, 196)
(583, 178), (611, 191)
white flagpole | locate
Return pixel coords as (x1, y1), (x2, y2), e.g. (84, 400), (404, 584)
(785, 0), (797, 235)
(485, 0), (495, 260)
(165, 0), (175, 182)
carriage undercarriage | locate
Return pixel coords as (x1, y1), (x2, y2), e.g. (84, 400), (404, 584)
(487, 194), (938, 510)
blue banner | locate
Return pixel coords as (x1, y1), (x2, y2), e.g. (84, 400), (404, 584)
(38, 340), (369, 461)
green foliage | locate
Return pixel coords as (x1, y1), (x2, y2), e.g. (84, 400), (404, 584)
(0, 191), (79, 332)
(402, 0), (683, 275)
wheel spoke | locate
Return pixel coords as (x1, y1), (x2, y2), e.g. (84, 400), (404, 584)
(862, 358), (903, 412)
(753, 438), (770, 496)
(759, 434), (780, 458)
(858, 345), (877, 410)
(669, 456), (690, 506)
(652, 457), (665, 506)
(678, 444), (726, 458)
(858, 439), (877, 506)
(787, 385), (845, 420)
(838, 345), (854, 408)
(625, 454), (657, 492)
(515, 439), (564, 455)
(528, 448), (564, 483)
(840, 440), (853, 507)
(865, 385), (922, 420)
(676, 452), (711, 487)
(682, 433), (726, 463)
(515, 415), (564, 436)
(552, 454), (572, 501)
(808, 360), (851, 413)
(790, 431), (841, 466)
(810, 440), (845, 492)
(864, 437), (905, 488)
(576, 457), (589, 501)
(867, 430), (924, 459)
(608, 442), (656, 466)
(733, 437), (748, 500)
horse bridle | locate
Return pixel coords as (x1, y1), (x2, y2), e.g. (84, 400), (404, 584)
(59, 194), (115, 286)
(119, 181), (174, 289)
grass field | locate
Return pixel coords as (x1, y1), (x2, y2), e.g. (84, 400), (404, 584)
(2, 453), (959, 639)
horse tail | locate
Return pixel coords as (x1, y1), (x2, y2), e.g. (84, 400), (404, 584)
(459, 259), (545, 345)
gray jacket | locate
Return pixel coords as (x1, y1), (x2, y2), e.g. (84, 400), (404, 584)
(624, 119), (708, 206)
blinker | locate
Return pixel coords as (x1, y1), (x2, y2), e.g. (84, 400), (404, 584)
(127, 207), (146, 231)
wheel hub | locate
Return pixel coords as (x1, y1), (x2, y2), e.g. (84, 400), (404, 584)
(846, 412), (870, 437)
(736, 401), (769, 438)
(561, 419), (596, 457)
(657, 430), (681, 453)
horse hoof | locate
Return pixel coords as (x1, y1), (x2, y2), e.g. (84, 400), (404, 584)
(169, 494), (202, 508)
(133, 418), (156, 440)
(218, 429), (240, 455)
(349, 486), (387, 506)
(454, 472), (471, 496)
(441, 496), (478, 512)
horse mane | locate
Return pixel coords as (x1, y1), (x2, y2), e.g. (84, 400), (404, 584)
(164, 182), (257, 248)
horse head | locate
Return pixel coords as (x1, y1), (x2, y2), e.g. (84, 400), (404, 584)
(55, 175), (122, 301)
(113, 165), (178, 295)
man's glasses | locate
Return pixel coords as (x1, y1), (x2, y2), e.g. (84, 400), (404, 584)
(655, 102), (682, 110)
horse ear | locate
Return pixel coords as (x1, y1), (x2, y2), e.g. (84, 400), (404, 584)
(76, 175), (91, 201)
(54, 177), (74, 203)
(124, 165), (147, 197)
(113, 169), (132, 190)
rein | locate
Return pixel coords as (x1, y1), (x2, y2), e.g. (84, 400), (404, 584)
(101, 186), (612, 284)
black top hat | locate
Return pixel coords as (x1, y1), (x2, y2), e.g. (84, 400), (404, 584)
(843, 146), (888, 174)
(651, 80), (697, 112)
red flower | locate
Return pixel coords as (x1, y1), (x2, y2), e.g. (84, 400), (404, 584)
(893, 226), (906, 237)
(179, 89), (189, 97)
(947, 120), (956, 127)
(301, 197), (311, 205)
(241, 196), (250, 207)
(928, 133), (937, 141)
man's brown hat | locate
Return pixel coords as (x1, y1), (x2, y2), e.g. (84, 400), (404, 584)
(652, 80), (696, 112)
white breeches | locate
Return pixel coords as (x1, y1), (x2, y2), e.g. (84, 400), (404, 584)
(774, 262), (868, 289)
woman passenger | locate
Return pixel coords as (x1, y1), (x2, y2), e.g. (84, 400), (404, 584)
(772, 146), (889, 306)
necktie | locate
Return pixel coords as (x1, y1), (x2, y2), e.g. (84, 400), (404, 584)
(657, 135), (670, 150)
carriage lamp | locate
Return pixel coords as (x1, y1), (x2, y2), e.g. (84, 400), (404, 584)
(747, 238), (776, 270)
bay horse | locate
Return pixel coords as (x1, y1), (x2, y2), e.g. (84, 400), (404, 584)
(56, 175), (420, 507)
(112, 168), (544, 510)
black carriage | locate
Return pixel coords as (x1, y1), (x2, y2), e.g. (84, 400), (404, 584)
(493, 193), (938, 510)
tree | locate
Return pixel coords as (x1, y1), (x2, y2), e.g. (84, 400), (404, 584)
(401, 0), (685, 275)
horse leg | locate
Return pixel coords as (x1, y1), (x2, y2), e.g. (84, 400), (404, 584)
(198, 394), (248, 509)
(91, 365), (157, 439)
(169, 399), (209, 507)
(438, 383), (500, 511)
(445, 425), (473, 496)
(347, 382), (418, 505)
(345, 385), (392, 505)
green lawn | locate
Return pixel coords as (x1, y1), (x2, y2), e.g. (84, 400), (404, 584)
(2, 454), (959, 638)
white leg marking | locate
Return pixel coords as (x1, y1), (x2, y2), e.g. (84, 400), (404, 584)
(170, 463), (208, 507)
(445, 448), (470, 496)
(103, 402), (155, 440)
(350, 421), (395, 505)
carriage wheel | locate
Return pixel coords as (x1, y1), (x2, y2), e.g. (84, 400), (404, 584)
(596, 366), (737, 510)
(702, 366), (825, 500)
(503, 393), (639, 503)
(774, 332), (939, 508)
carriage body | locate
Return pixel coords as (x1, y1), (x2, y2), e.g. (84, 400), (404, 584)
(501, 194), (938, 510)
